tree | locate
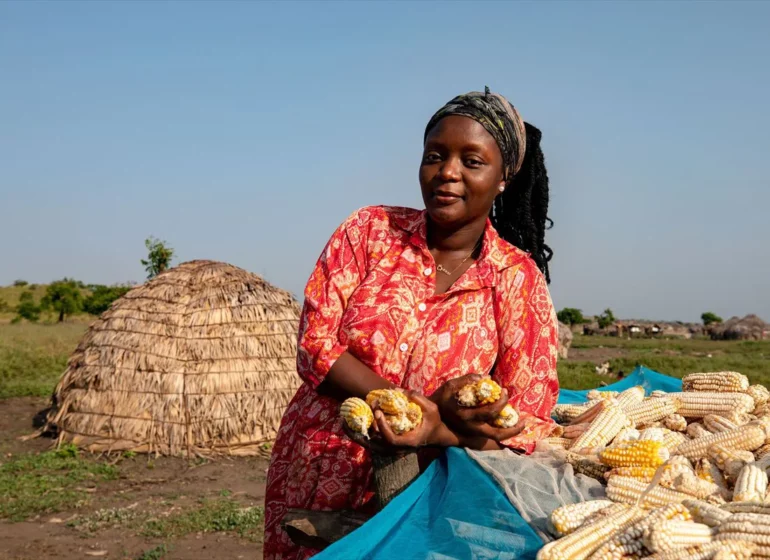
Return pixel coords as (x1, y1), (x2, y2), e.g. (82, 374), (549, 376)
(15, 291), (40, 322)
(13, 279), (28, 287)
(83, 284), (132, 315)
(141, 237), (174, 279)
(40, 279), (84, 322)
(597, 308), (616, 329)
(701, 312), (723, 326)
(557, 308), (586, 326)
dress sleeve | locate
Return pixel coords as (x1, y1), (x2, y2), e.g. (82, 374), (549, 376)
(491, 260), (560, 454)
(296, 209), (370, 389)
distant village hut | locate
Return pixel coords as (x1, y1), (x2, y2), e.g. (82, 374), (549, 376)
(45, 260), (303, 456)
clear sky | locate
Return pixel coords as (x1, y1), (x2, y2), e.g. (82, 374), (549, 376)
(1, 1), (768, 323)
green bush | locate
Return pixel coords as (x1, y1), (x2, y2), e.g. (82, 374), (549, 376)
(83, 285), (132, 316)
(40, 279), (84, 322)
(15, 292), (40, 322)
(13, 280), (28, 287)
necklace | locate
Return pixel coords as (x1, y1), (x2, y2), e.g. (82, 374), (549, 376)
(436, 238), (482, 276)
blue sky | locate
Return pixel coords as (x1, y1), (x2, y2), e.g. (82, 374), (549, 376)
(1, 1), (768, 323)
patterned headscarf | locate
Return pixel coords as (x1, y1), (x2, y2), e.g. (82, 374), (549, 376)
(424, 86), (527, 179)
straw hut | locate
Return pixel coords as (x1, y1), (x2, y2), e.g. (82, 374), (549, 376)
(45, 260), (302, 456)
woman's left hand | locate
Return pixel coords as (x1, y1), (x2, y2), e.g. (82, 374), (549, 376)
(375, 392), (457, 449)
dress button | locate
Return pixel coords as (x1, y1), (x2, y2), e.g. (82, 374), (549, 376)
(423, 267), (432, 276)
(418, 303), (427, 312)
(399, 342), (408, 352)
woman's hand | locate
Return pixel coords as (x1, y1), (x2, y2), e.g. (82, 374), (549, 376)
(374, 392), (453, 449)
(429, 374), (525, 442)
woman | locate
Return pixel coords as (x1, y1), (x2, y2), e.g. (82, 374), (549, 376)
(264, 88), (560, 559)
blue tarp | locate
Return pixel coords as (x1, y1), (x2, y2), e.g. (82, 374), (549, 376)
(314, 366), (682, 560)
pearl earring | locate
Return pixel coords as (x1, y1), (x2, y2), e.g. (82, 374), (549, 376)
(498, 186), (505, 192)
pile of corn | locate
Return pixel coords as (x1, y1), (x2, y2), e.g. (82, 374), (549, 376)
(539, 371), (770, 559)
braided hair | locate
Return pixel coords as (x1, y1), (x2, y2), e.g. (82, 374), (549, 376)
(490, 122), (553, 283)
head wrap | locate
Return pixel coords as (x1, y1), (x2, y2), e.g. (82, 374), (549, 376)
(424, 86), (527, 179)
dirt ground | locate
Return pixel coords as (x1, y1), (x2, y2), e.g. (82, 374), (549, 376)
(0, 397), (268, 560)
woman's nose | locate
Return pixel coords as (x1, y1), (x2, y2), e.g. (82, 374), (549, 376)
(438, 157), (462, 181)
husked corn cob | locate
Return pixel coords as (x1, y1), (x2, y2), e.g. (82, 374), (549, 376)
(671, 470), (726, 503)
(721, 501), (770, 514)
(651, 390), (668, 398)
(340, 397), (374, 438)
(456, 378), (502, 407)
(549, 499), (615, 537)
(703, 414), (738, 434)
(571, 403), (631, 451)
(644, 519), (714, 553)
(626, 397), (678, 427)
(492, 404), (519, 428)
(639, 427), (667, 442)
(600, 440), (669, 468)
(366, 389), (409, 415)
(386, 402), (423, 435)
(536, 504), (644, 560)
(682, 372), (749, 393)
(717, 512), (770, 555)
(615, 386), (645, 410)
(748, 384), (770, 410)
(540, 437), (571, 450)
(755, 443), (770, 460)
(675, 423), (766, 460)
(674, 392), (755, 418)
(606, 476), (692, 509)
(611, 427), (640, 446)
(662, 431), (688, 452)
(687, 423), (712, 439)
(553, 403), (590, 424)
(587, 390), (618, 401)
(682, 498), (732, 527)
(659, 456), (696, 488)
(604, 466), (658, 483)
(564, 450), (612, 481)
(732, 463), (768, 503)
(589, 503), (691, 560)
(664, 414), (688, 432)
(755, 403), (770, 419)
(644, 540), (755, 560)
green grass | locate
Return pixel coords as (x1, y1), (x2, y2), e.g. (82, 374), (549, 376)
(141, 498), (264, 541)
(0, 444), (118, 521)
(559, 335), (770, 390)
(136, 545), (170, 560)
(0, 322), (87, 398)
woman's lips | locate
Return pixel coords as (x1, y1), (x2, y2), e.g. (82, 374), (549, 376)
(433, 192), (462, 205)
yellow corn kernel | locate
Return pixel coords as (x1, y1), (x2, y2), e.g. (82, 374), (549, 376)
(603, 466), (658, 483)
(456, 378), (502, 407)
(600, 440), (669, 468)
(366, 389), (409, 415)
(340, 397), (374, 438)
(493, 404), (518, 428)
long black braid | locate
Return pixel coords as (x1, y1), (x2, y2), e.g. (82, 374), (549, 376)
(490, 122), (553, 283)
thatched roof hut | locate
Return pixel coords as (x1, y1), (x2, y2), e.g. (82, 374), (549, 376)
(46, 260), (302, 456)
(710, 314), (769, 341)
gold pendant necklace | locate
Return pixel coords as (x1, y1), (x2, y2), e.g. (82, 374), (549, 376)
(436, 238), (482, 276)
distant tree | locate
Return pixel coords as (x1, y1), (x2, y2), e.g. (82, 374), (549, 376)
(29, 284), (38, 290)
(15, 291), (40, 322)
(557, 308), (586, 326)
(83, 284), (132, 316)
(597, 308), (616, 329)
(701, 312), (723, 326)
(40, 279), (84, 322)
(13, 280), (28, 287)
(141, 237), (174, 279)
(0, 298), (10, 313)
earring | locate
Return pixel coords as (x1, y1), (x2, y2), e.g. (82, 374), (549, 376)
(498, 186), (505, 192)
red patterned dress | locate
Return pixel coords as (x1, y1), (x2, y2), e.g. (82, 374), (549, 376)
(264, 205), (559, 559)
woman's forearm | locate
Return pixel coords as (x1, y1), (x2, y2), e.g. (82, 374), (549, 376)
(317, 351), (394, 401)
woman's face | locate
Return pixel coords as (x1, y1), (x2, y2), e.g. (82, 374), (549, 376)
(419, 115), (505, 230)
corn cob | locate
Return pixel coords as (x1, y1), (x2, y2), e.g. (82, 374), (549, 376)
(588, 503), (690, 560)
(674, 392), (755, 418)
(386, 402), (423, 435)
(708, 444), (755, 471)
(639, 421), (665, 429)
(639, 427), (667, 442)
(456, 378), (502, 407)
(664, 414), (688, 432)
(755, 403), (770, 419)
(606, 476), (692, 509)
(492, 404), (519, 428)
(564, 450), (612, 481)
(366, 389), (409, 415)
(659, 456), (696, 488)
(721, 501), (770, 514)
(755, 443), (770, 460)
(553, 403), (591, 424)
(549, 499), (615, 537)
(340, 397), (374, 438)
(600, 440), (669, 468)
(536, 504), (644, 560)
(611, 427), (640, 446)
(644, 519), (714, 553)
(675, 423), (766, 460)
(644, 540), (755, 560)
(587, 390), (618, 401)
(682, 372), (749, 393)
(732, 463), (768, 503)
(703, 414), (739, 434)
(615, 386), (645, 410)
(626, 397), (678, 427)
(717, 512), (770, 555)
(604, 466), (658, 483)
(682, 498), (733, 527)
(693, 458), (715, 483)
(540, 437), (571, 449)
(687, 423), (712, 439)
(671, 470), (726, 503)
(570, 403), (631, 452)
(650, 390), (668, 398)
(662, 431), (688, 452)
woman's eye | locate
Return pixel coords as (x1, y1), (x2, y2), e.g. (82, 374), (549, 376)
(465, 159), (483, 167)
(423, 153), (441, 163)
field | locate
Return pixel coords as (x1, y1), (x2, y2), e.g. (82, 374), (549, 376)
(0, 322), (768, 559)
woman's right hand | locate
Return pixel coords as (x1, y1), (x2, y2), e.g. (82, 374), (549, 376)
(428, 374), (521, 442)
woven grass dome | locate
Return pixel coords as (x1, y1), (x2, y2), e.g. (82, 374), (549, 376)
(47, 260), (302, 456)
